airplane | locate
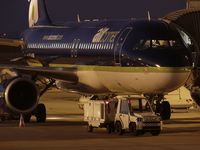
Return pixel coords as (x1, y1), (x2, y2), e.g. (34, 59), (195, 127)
(0, 0), (197, 122)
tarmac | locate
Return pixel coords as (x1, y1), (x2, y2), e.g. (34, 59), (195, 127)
(0, 89), (200, 150)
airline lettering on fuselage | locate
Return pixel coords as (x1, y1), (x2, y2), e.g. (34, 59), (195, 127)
(92, 27), (119, 43)
(42, 35), (63, 41)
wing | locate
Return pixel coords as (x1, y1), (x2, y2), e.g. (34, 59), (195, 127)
(0, 38), (25, 47)
(0, 38), (78, 83)
(0, 65), (78, 83)
(0, 38), (26, 64)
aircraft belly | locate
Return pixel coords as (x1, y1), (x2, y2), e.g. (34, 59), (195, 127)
(77, 70), (191, 94)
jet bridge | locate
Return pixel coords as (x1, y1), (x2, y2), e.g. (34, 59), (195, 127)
(162, 9), (200, 53)
(162, 0), (200, 67)
(162, 1), (200, 104)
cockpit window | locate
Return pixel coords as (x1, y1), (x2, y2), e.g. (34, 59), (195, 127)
(124, 22), (186, 51)
(133, 39), (183, 50)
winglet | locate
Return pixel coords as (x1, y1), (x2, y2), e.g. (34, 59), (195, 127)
(0, 38), (25, 48)
(28, 0), (52, 27)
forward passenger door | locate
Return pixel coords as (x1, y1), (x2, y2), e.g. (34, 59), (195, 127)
(114, 27), (132, 65)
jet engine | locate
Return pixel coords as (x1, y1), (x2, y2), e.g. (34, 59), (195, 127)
(0, 77), (39, 113)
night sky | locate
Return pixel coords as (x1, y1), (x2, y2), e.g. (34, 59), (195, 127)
(0, 0), (186, 37)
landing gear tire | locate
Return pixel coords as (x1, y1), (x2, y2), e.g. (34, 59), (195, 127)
(160, 101), (171, 120)
(35, 103), (46, 123)
(151, 130), (161, 136)
(0, 116), (6, 122)
(23, 113), (31, 123)
(129, 123), (140, 136)
(87, 125), (93, 132)
(115, 122), (124, 135)
(106, 123), (114, 134)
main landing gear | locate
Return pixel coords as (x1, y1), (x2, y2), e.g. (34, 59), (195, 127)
(23, 78), (55, 123)
(23, 103), (46, 123)
(158, 101), (171, 120)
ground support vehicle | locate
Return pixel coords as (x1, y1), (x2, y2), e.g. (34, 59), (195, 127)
(84, 96), (162, 136)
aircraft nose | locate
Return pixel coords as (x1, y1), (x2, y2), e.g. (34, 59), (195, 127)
(151, 48), (193, 67)
(122, 48), (193, 68)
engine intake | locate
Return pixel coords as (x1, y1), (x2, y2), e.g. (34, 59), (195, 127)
(3, 78), (39, 113)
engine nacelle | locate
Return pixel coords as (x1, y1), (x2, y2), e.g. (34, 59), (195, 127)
(0, 77), (39, 113)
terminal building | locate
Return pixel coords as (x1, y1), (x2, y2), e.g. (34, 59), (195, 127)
(187, 0), (200, 9)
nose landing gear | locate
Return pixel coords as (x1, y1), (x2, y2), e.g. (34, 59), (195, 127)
(156, 101), (171, 120)
(145, 94), (171, 120)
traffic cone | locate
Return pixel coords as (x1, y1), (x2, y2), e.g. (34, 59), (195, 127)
(19, 113), (25, 128)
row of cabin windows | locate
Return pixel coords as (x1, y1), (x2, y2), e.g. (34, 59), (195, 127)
(27, 42), (114, 50)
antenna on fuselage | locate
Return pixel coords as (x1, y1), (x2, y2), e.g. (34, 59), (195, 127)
(77, 14), (81, 23)
(148, 11), (151, 21)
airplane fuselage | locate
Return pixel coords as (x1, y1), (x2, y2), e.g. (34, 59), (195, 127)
(0, 0), (196, 121)
(22, 20), (193, 94)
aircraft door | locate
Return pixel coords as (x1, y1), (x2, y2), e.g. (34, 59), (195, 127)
(114, 27), (132, 65)
(71, 39), (80, 58)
